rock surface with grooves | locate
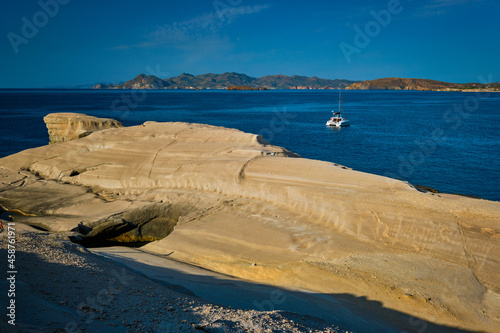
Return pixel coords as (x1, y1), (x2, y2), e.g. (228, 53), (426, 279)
(43, 112), (123, 144)
(1, 113), (499, 332)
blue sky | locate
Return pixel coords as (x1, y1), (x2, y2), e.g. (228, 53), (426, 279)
(1, 0), (499, 87)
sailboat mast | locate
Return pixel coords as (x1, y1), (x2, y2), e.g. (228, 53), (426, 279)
(338, 84), (342, 112)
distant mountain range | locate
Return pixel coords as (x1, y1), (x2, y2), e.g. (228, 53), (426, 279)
(92, 73), (355, 90)
(92, 73), (500, 91)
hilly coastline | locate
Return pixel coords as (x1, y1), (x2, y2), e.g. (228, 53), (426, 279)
(92, 73), (500, 91)
(346, 77), (459, 91)
(92, 73), (355, 90)
(346, 77), (500, 91)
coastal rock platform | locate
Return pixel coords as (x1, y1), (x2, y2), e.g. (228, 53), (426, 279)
(0, 113), (499, 332)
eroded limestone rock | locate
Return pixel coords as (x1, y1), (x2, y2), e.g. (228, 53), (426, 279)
(44, 112), (122, 144)
(1, 114), (499, 332)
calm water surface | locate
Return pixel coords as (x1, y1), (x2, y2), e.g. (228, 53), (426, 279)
(1, 89), (499, 201)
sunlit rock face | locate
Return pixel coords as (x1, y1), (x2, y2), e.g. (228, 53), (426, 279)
(43, 112), (123, 144)
(1, 113), (499, 332)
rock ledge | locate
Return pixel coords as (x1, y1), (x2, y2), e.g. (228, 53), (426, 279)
(44, 112), (122, 144)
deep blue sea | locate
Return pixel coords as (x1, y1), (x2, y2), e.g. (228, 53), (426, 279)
(1, 89), (499, 201)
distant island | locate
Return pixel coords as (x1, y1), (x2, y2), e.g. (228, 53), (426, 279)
(92, 73), (355, 90)
(346, 77), (500, 92)
(92, 72), (500, 91)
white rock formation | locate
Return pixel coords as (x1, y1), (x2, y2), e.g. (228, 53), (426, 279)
(43, 112), (122, 144)
(0, 114), (499, 332)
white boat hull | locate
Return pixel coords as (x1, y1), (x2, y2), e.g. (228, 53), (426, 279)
(326, 119), (350, 127)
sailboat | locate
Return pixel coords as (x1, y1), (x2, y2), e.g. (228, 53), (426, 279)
(326, 85), (350, 127)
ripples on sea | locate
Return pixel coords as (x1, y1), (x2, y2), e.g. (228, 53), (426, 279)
(1, 89), (499, 201)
